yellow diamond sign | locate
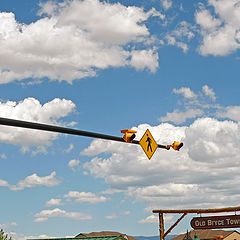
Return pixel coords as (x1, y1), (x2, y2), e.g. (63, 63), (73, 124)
(139, 129), (158, 160)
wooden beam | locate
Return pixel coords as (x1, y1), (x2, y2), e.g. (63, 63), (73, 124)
(153, 206), (240, 214)
(164, 213), (187, 238)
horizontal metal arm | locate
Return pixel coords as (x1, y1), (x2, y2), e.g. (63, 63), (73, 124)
(0, 117), (169, 149)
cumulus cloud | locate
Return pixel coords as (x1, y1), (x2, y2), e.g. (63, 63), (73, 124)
(121, 211), (130, 215)
(10, 232), (58, 240)
(165, 21), (195, 52)
(46, 198), (63, 207)
(186, 117), (240, 164)
(196, 0), (240, 56)
(11, 172), (60, 191)
(140, 214), (173, 224)
(0, 171), (60, 191)
(202, 85), (216, 101)
(0, 222), (18, 229)
(106, 214), (118, 219)
(0, 97), (75, 148)
(161, 0), (173, 10)
(130, 49), (159, 73)
(166, 35), (188, 52)
(64, 143), (74, 153)
(139, 215), (158, 223)
(1, 154), (7, 159)
(82, 117), (240, 209)
(173, 87), (196, 99)
(195, 9), (221, 30)
(159, 109), (203, 124)
(34, 208), (92, 222)
(68, 159), (80, 172)
(159, 85), (219, 124)
(0, 179), (9, 187)
(217, 106), (240, 121)
(0, 0), (161, 84)
(64, 191), (110, 203)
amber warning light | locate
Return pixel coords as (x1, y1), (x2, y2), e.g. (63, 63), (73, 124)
(166, 141), (183, 151)
(121, 129), (137, 143)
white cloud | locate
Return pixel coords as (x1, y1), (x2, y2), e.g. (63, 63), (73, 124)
(9, 171), (60, 191)
(161, 0), (173, 10)
(185, 118), (240, 163)
(195, 9), (221, 30)
(64, 143), (74, 153)
(100, 188), (123, 195)
(68, 159), (80, 172)
(217, 106), (240, 121)
(202, 85), (216, 101)
(34, 208), (92, 222)
(166, 85), (219, 125)
(1, 154), (7, 159)
(165, 35), (188, 52)
(82, 118), (240, 209)
(0, 222), (18, 229)
(159, 109), (203, 124)
(46, 198), (63, 207)
(29, 235), (56, 239)
(173, 87), (196, 98)
(121, 211), (130, 215)
(130, 183), (199, 205)
(196, 0), (240, 56)
(139, 215), (158, 223)
(106, 213), (118, 219)
(165, 21), (195, 52)
(0, 0), (161, 84)
(0, 172), (60, 191)
(139, 214), (173, 224)
(64, 191), (110, 203)
(10, 232), (58, 240)
(0, 97), (75, 148)
(0, 179), (9, 187)
(130, 49), (159, 73)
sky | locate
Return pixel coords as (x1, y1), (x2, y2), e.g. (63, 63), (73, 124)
(1, 0), (240, 239)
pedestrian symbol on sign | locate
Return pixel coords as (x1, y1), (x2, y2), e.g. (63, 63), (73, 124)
(139, 129), (158, 160)
(146, 134), (152, 152)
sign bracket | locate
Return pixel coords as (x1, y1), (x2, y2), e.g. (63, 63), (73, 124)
(153, 206), (240, 240)
(163, 213), (187, 238)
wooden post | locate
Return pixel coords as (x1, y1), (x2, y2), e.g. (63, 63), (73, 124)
(153, 206), (240, 240)
(159, 213), (164, 240)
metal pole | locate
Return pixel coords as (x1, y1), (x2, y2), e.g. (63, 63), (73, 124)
(0, 117), (168, 149)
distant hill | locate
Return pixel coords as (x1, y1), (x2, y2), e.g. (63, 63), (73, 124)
(133, 235), (177, 240)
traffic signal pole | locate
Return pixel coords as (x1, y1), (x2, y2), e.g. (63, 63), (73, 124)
(0, 117), (169, 149)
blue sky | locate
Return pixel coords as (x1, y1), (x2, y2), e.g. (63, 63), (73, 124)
(1, 0), (240, 239)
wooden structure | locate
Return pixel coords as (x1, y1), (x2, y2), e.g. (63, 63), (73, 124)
(153, 206), (240, 240)
(171, 229), (240, 240)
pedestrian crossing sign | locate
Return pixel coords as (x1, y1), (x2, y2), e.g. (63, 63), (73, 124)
(139, 129), (158, 160)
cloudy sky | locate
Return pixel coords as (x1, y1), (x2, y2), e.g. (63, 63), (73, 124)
(1, 0), (240, 239)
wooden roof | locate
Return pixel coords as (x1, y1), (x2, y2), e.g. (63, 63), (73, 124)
(75, 231), (138, 240)
(171, 230), (239, 240)
(29, 235), (126, 240)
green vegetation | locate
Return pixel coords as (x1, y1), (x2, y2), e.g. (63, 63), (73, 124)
(0, 229), (12, 240)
